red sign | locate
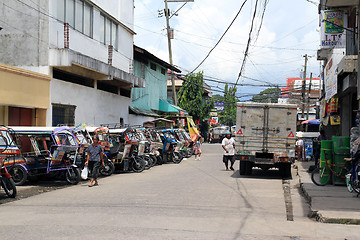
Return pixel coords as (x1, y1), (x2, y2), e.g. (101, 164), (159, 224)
(288, 132), (295, 138)
(237, 129), (243, 135)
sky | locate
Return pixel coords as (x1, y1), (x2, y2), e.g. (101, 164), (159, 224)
(133, 0), (320, 100)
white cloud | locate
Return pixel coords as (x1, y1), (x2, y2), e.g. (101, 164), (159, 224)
(134, 0), (321, 97)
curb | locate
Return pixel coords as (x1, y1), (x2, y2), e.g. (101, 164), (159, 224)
(295, 163), (360, 225)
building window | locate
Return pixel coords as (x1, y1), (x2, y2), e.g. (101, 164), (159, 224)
(161, 68), (166, 75)
(57, 0), (93, 37)
(150, 62), (156, 71)
(75, 0), (83, 32)
(100, 14), (118, 50)
(52, 104), (76, 127)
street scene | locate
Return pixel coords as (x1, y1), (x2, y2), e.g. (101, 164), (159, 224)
(0, 144), (359, 240)
(0, 0), (360, 239)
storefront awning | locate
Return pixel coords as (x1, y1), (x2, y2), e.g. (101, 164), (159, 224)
(159, 99), (187, 114)
(129, 106), (160, 117)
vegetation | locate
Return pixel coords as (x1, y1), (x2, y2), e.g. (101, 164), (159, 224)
(218, 84), (237, 126)
(178, 71), (214, 121)
(250, 87), (281, 103)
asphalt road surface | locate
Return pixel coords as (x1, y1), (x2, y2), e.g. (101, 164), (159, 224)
(1, 143), (359, 240)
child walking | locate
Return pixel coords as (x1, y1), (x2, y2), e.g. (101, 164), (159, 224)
(194, 135), (202, 160)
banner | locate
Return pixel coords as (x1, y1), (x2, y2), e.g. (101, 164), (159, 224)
(187, 117), (200, 141)
(325, 49), (344, 100)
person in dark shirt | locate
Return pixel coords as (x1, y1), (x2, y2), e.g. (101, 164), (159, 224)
(85, 135), (104, 187)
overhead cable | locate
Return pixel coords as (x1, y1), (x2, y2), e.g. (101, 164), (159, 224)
(188, 0), (249, 74)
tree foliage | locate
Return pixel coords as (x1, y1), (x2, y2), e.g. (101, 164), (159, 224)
(178, 71), (214, 121)
(251, 87), (281, 103)
(218, 84), (237, 126)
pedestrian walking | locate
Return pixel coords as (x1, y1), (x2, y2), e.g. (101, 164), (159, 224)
(85, 135), (104, 187)
(296, 138), (304, 161)
(222, 132), (235, 170)
(194, 135), (202, 160)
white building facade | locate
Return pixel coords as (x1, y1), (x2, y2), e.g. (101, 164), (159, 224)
(0, 0), (144, 126)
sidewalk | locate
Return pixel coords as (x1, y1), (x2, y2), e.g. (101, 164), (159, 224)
(295, 161), (360, 224)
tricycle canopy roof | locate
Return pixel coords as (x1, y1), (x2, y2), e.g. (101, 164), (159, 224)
(9, 126), (56, 134)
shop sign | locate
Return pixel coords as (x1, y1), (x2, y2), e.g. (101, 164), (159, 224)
(320, 10), (346, 48)
(214, 102), (225, 111)
(324, 48), (344, 101)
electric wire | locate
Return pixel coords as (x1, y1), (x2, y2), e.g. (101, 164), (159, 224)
(235, 0), (260, 85)
(188, 0), (249, 74)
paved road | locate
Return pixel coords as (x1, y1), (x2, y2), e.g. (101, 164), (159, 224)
(1, 143), (360, 239)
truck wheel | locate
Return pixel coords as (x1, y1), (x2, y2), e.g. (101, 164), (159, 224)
(245, 162), (253, 175)
(239, 161), (246, 175)
(281, 163), (291, 179)
(285, 164), (292, 179)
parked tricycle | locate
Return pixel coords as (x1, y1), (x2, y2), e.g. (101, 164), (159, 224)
(10, 126), (81, 185)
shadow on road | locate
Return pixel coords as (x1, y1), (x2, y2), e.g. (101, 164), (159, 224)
(230, 167), (291, 180)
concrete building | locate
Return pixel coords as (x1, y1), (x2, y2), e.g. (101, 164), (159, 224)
(130, 45), (182, 125)
(0, 63), (50, 126)
(281, 77), (321, 122)
(0, 0), (144, 127)
(318, 0), (359, 137)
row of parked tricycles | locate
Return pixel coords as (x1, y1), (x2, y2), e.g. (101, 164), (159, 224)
(0, 125), (196, 198)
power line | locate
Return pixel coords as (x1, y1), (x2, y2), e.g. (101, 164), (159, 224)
(188, 0), (249, 74)
(235, 0), (260, 85)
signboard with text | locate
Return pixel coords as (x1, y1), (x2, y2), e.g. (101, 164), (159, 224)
(325, 48), (344, 101)
(320, 10), (346, 48)
(214, 102), (225, 111)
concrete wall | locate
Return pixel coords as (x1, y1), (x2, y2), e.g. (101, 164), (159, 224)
(0, 63), (50, 109)
(0, 0), (49, 67)
(128, 114), (155, 127)
(49, 79), (131, 126)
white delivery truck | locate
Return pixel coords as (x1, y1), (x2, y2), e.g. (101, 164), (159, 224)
(235, 102), (297, 178)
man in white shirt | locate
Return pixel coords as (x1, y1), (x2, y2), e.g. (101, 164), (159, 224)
(222, 132), (235, 171)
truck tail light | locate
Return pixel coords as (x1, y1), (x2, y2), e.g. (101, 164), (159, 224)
(279, 157), (289, 162)
(241, 155), (249, 160)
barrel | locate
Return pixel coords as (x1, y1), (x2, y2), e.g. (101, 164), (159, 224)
(332, 136), (350, 185)
(320, 140), (333, 185)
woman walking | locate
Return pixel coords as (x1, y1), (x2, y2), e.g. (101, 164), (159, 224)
(194, 135), (202, 160)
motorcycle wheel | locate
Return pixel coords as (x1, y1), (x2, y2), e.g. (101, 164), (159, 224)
(132, 158), (145, 173)
(172, 152), (182, 164)
(65, 167), (81, 185)
(156, 155), (163, 165)
(2, 178), (17, 198)
(100, 160), (115, 177)
(150, 155), (157, 167)
(143, 156), (153, 170)
(186, 150), (192, 158)
(8, 165), (28, 186)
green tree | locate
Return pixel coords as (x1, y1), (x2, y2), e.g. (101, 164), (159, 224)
(178, 71), (214, 121)
(251, 87), (281, 103)
(218, 84), (237, 126)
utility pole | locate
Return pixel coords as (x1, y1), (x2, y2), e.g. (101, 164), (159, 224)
(163, 0), (194, 106)
(301, 54), (308, 119)
(306, 72), (313, 120)
(164, 0), (177, 105)
(306, 73), (312, 132)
